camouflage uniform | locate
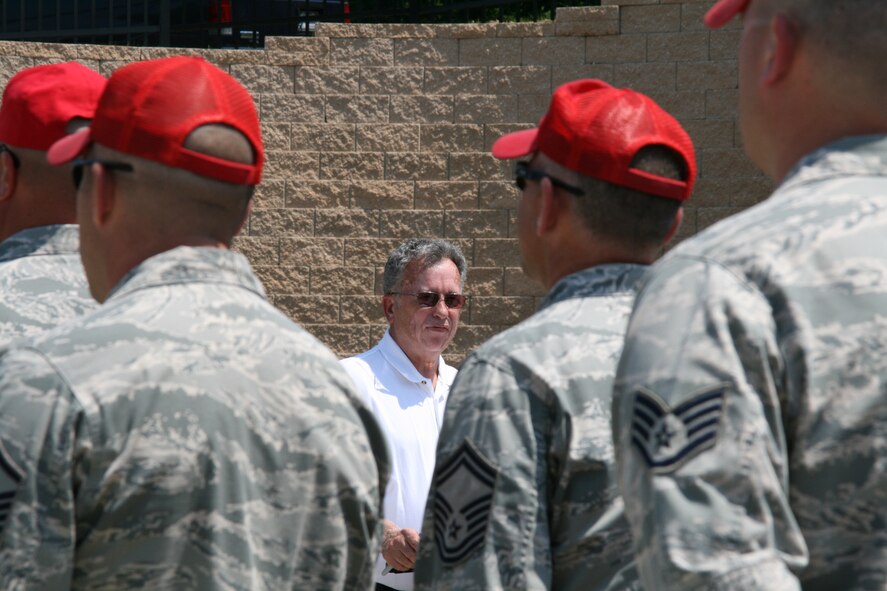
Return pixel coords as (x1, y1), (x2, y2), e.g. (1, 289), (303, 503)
(613, 135), (887, 590)
(415, 264), (644, 591)
(0, 225), (94, 346)
(0, 246), (389, 591)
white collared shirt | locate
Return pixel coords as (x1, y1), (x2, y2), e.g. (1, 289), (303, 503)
(341, 328), (457, 591)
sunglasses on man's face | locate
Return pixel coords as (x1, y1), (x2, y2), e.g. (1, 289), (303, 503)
(514, 161), (584, 196)
(71, 159), (135, 190)
(388, 291), (467, 310)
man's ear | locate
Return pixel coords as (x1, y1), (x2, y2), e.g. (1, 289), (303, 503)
(535, 178), (561, 236)
(662, 207), (684, 246)
(382, 294), (395, 324)
(0, 151), (18, 203)
(763, 14), (799, 86)
(89, 162), (117, 229)
(234, 197), (253, 237)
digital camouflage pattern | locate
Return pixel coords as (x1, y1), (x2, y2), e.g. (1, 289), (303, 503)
(415, 264), (645, 591)
(613, 135), (887, 590)
(0, 225), (95, 347)
(0, 246), (389, 590)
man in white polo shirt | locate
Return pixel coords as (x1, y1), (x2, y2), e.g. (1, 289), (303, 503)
(341, 238), (467, 591)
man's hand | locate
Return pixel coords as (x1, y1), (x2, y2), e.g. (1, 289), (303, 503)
(381, 519), (421, 572)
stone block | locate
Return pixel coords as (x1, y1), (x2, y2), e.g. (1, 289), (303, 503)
(522, 37), (585, 65)
(475, 238), (521, 267)
(586, 34), (646, 63)
(449, 153), (510, 181)
(261, 94), (325, 122)
(379, 210), (445, 238)
(307, 324), (372, 358)
(647, 32), (710, 62)
(356, 124), (420, 152)
(470, 296), (535, 325)
(488, 66), (551, 95)
(484, 124), (535, 152)
(275, 295), (340, 324)
(697, 206), (745, 231)
(710, 30), (741, 61)
(643, 89), (706, 120)
(291, 123), (356, 152)
(682, 119), (736, 151)
(435, 23), (497, 39)
(320, 152), (384, 180)
(316, 208), (380, 237)
(518, 94), (552, 123)
(681, 2), (711, 31)
(699, 148), (762, 179)
(326, 95), (389, 123)
(264, 151), (320, 181)
(504, 267), (546, 297)
(390, 95), (454, 124)
(253, 265), (310, 294)
(614, 62), (677, 93)
(352, 181), (415, 209)
(231, 64), (294, 94)
(253, 180), (286, 209)
(496, 22), (553, 38)
(551, 64), (615, 88)
(420, 124), (484, 152)
(395, 39), (459, 66)
(455, 95), (519, 124)
(286, 181), (351, 208)
(424, 67), (487, 95)
(293, 66), (359, 94)
(385, 153), (449, 181)
(280, 237), (344, 265)
(248, 208), (314, 237)
(677, 61), (737, 90)
(262, 123), (291, 151)
(415, 182), (478, 210)
(360, 67), (424, 95)
(705, 89), (740, 118)
(479, 181), (519, 209)
(344, 238), (405, 265)
(232, 236), (279, 266)
(467, 268), (504, 296)
(340, 296), (387, 324)
(621, 4), (682, 33)
(445, 210), (508, 238)
(311, 266), (376, 294)
(459, 38), (521, 67)
(330, 38), (394, 65)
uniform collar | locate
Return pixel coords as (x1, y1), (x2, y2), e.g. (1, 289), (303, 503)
(379, 327), (446, 385)
(106, 245), (266, 302)
(539, 263), (648, 313)
(0, 224), (80, 263)
(780, 134), (887, 194)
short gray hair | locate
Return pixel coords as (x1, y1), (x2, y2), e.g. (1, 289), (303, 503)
(383, 239), (468, 294)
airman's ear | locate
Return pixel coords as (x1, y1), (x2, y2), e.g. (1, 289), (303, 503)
(662, 207), (684, 246)
(763, 14), (799, 86)
(89, 162), (118, 230)
(0, 151), (18, 203)
(382, 294), (396, 324)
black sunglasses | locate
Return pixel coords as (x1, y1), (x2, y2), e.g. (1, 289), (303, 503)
(72, 159), (134, 189)
(388, 291), (467, 310)
(0, 144), (20, 169)
(514, 161), (584, 196)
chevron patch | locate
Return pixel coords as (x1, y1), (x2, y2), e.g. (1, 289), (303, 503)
(630, 385), (726, 474)
(432, 440), (497, 565)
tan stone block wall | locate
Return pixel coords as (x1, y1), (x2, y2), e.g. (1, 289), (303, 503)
(0, 1), (770, 364)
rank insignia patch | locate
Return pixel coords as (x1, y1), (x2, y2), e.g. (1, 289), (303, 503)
(631, 385), (726, 474)
(0, 441), (23, 533)
(432, 440), (497, 565)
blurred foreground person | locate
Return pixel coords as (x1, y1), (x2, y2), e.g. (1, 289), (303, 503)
(0, 62), (105, 345)
(613, 0), (887, 589)
(0, 56), (388, 590)
(415, 79), (696, 590)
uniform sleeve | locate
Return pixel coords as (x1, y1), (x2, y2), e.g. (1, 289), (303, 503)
(0, 348), (85, 589)
(414, 355), (555, 590)
(612, 256), (806, 590)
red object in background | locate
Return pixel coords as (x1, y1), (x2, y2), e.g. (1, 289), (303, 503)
(208, 0), (233, 24)
(344, 1), (351, 23)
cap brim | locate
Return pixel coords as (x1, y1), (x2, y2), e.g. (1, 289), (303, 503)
(47, 127), (93, 165)
(704, 0), (750, 29)
(491, 128), (539, 160)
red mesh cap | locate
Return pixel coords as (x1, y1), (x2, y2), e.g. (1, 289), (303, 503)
(0, 62), (106, 151)
(492, 79), (697, 202)
(704, 0), (751, 28)
(48, 56), (263, 185)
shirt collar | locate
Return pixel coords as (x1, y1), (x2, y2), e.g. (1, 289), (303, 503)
(106, 245), (266, 302)
(379, 327), (446, 385)
(539, 263), (648, 313)
(0, 224), (80, 263)
(780, 134), (887, 194)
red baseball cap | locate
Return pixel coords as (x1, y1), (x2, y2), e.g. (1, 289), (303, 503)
(48, 56), (263, 185)
(704, 0), (750, 29)
(0, 62), (106, 151)
(492, 79), (696, 201)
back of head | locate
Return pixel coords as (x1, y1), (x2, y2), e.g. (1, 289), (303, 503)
(383, 238), (468, 294)
(492, 79), (696, 252)
(48, 56), (264, 246)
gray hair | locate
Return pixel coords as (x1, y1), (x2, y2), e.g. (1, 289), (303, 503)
(383, 238), (468, 294)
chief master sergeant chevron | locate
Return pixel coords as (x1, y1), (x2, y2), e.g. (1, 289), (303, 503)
(0, 62), (105, 346)
(0, 56), (389, 590)
(414, 79), (697, 590)
(612, 0), (887, 589)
